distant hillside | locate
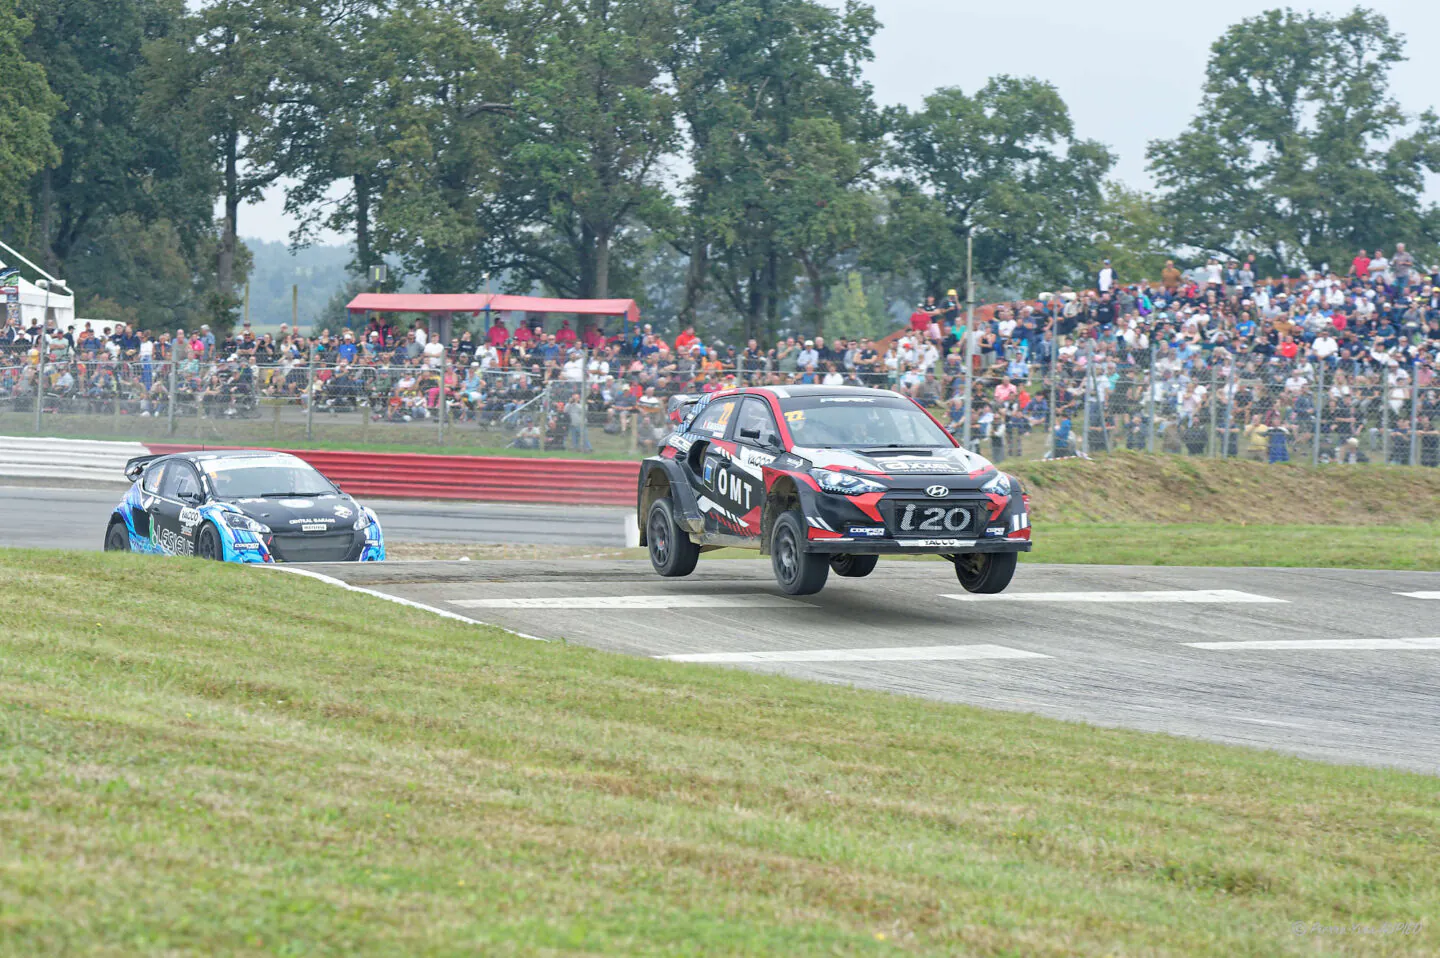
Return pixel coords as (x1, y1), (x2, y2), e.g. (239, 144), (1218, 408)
(241, 240), (355, 332)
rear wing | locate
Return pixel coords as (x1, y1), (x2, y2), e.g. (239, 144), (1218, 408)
(123, 454), (163, 483)
(666, 393), (704, 424)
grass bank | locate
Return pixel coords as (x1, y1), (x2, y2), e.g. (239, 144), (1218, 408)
(1, 549), (1435, 955)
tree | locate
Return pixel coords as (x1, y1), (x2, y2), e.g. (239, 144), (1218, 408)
(1091, 183), (1170, 284)
(142, 0), (321, 321)
(0, 0), (60, 233)
(668, 0), (883, 341)
(19, 0), (190, 274)
(1147, 7), (1440, 271)
(891, 77), (1114, 294)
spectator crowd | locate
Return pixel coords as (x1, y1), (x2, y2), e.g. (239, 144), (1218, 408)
(3, 245), (1439, 464)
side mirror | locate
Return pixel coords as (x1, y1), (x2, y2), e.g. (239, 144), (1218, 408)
(179, 490), (204, 504)
(739, 425), (762, 442)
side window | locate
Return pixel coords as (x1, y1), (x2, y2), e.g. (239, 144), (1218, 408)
(736, 397), (780, 447)
(160, 463), (201, 500)
(141, 462), (166, 495)
(689, 399), (737, 439)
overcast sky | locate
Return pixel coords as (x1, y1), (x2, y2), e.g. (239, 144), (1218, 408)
(239, 0), (1440, 246)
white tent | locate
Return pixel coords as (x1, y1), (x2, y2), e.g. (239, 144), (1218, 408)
(10, 274), (75, 328)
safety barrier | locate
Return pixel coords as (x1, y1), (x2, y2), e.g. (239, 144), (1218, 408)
(0, 436), (147, 484)
(143, 444), (641, 505)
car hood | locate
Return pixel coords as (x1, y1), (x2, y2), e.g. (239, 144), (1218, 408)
(792, 445), (998, 483)
(218, 493), (362, 530)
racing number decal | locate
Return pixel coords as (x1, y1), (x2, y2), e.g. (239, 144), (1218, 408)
(898, 504), (971, 533)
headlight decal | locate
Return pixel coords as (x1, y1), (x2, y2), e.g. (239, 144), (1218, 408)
(812, 469), (887, 496)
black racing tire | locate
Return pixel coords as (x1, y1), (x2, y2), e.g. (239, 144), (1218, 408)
(104, 519), (130, 553)
(196, 523), (224, 562)
(771, 511), (829, 596)
(647, 497), (699, 577)
(830, 553), (878, 578)
(953, 552), (1017, 594)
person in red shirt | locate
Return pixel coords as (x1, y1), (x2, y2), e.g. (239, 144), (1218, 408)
(486, 318), (509, 348)
(1277, 335), (1299, 360)
(555, 320), (578, 346)
(513, 322), (535, 345)
(583, 324), (606, 350)
(1352, 249), (1371, 278)
(675, 326), (699, 351)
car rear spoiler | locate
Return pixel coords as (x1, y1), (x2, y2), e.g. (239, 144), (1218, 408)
(667, 393), (704, 424)
(123, 454), (164, 483)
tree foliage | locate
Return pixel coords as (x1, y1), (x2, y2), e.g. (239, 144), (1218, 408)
(0, 0), (60, 232)
(1147, 7), (1440, 271)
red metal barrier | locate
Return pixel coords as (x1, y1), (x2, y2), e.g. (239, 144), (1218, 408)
(144, 444), (640, 505)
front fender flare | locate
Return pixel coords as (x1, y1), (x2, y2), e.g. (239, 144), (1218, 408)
(637, 458), (703, 544)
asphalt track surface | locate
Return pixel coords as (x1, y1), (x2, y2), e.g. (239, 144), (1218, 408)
(298, 559), (1440, 775)
(7, 484), (1439, 774)
(0, 484), (631, 551)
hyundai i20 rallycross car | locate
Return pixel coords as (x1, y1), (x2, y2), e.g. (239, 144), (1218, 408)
(636, 385), (1031, 596)
(105, 450), (385, 563)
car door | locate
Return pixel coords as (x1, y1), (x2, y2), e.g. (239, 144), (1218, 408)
(132, 460), (167, 542)
(153, 460), (204, 556)
(724, 397), (782, 537)
(683, 397), (741, 535)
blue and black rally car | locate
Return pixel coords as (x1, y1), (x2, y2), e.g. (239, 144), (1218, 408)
(106, 450), (385, 563)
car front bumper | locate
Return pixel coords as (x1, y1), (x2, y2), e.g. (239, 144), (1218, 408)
(802, 536), (1032, 556)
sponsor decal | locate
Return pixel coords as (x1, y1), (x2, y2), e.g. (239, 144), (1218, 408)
(986, 525), (1006, 536)
(897, 538), (976, 549)
(234, 542), (262, 551)
(289, 517), (336, 525)
(178, 507), (202, 534)
(847, 526), (887, 538)
(300, 523), (329, 533)
(925, 485), (949, 498)
(669, 433), (696, 454)
(703, 460), (714, 486)
(157, 528), (195, 556)
(332, 505), (353, 519)
(817, 397), (877, 403)
(878, 459), (953, 473)
(279, 499), (314, 509)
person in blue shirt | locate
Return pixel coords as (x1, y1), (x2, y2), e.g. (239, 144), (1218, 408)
(337, 333), (358, 363)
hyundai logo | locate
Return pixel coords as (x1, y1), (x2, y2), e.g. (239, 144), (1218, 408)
(925, 485), (949, 498)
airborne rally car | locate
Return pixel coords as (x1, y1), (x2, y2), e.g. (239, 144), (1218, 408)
(105, 450), (385, 563)
(636, 385), (1031, 596)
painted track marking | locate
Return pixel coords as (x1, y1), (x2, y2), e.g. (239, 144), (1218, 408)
(943, 589), (1286, 604)
(660, 644), (1049, 663)
(1186, 638), (1440, 651)
(449, 593), (809, 610)
(1396, 592), (1440, 600)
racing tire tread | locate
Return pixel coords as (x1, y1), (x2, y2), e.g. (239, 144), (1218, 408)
(830, 554), (879, 578)
(104, 519), (130, 553)
(196, 523), (223, 562)
(647, 497), (699, 577)
(771, 511), (829, 596)
(954, 551), (1017, 594)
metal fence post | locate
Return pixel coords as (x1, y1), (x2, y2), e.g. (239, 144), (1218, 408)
(1046, 357), (1056, 457)
(1222, 358), (1236, 459)
(114, 367), (123, 433)
(580, 345), (589, 453)
(1145, 342), (1156, 454)
(306, 346), (316, 441)
(1411, 360), (1421, 467)
(437, 354), (446, 447)
(1081, 341), (1092, 458)
(1207, 360), (1219, 458)
(1312, 359), (1325, 465)
(34, 354), (43, 434)
(1380, 365), (1391, 464)
(167, 358), (177, 436)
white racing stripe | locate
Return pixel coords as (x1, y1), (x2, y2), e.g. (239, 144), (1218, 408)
(943, 589), (1286, 604)
(661, 644), (1049, 663)
(262, 566), (547, 640)
(449, 593), (808, 610)
(1187, 638), (1440, 651)
(1397, 592), (1440, 600)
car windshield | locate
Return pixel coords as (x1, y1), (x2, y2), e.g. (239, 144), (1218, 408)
(781, 395), (955, 449)
(199, 459), (336, 498)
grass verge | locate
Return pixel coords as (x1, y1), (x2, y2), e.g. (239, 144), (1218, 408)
(0, 549), (1436, 955)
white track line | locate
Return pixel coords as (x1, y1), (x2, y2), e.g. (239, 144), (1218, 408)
(262, 566), (546, 640)
(1186, 638), (1440, 651)
(660, 644), (1049, 664)
(449, 594), (808, 610)
(1396, 592), (1440, 600)
(943, 589), (1286, 604)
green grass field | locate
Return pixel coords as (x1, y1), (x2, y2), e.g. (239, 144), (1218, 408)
(1, 549), (1436, 955)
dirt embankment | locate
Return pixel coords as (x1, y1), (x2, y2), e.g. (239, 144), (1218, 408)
(1009, 453), (1440, 525)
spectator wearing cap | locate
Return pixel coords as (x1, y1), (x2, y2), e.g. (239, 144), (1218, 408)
(797, 339), (818, 369)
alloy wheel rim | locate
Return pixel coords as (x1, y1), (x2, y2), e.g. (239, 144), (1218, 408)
(649, 512), (669, 564)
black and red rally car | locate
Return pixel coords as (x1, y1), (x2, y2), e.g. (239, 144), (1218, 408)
(636, 385), (1032, 595)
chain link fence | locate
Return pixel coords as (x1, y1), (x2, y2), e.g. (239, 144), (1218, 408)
(3, 346), (1436, 467)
